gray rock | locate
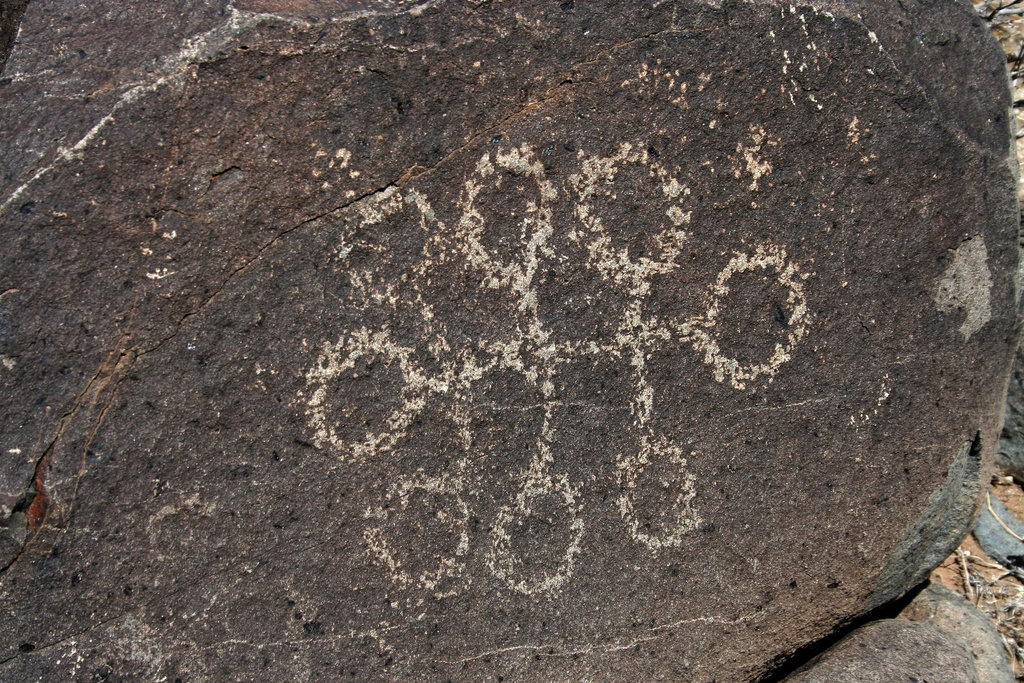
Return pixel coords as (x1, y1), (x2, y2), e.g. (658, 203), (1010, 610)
(974, 491), (1024, 570)
(0, 0), (28, 73)
(901, 582), (1014, 683)
(0, 0), (1017, 680)
(997, 343), (1024, 479)
(787, 619), (981, 682)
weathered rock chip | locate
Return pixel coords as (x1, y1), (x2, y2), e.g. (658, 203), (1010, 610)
(0, 0), (1017, 680)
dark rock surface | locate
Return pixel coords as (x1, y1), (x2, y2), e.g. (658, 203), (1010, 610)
(0, 0), (28, 73)
(900, 582), (1014, 683)
(787, 618), (982, 682)
(998, 343), (1024, 479)
(0, 1), (1017, 680)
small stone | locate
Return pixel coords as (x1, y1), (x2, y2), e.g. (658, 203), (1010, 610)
(787, 619), (981, 682)
(900, 582), (1014, 683)
(973, 492), (1024, 570)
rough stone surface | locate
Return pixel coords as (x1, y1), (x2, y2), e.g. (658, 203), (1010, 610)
(787, 618), (982, 682)
(997, 343), (1024, 478)
(900, 582), (1015, 683)
(0, 1), (28, 73)
(868, 434), (985, 611)
(0, 1), (1018, 681)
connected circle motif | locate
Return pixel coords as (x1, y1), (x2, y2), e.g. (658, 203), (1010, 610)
(302, 141), (812, 597)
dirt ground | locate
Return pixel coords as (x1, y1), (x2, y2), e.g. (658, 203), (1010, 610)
(924, 2), (1024, 678)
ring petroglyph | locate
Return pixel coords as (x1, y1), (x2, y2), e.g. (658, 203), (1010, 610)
(301, 141), (813, 597)
(363, 471), (471, 597)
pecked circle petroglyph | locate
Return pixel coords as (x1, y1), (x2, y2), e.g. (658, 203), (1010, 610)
(363, 471), (471, 597)
(301, 142), (814, 597)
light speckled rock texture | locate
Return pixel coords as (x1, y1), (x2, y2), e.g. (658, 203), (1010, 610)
(0, 1), (1018, 680)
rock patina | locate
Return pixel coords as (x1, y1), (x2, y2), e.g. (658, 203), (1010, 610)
(0, 1), (1018, 680)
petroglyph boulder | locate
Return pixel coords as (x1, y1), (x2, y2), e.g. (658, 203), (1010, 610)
(0, 0), (1018, 680)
